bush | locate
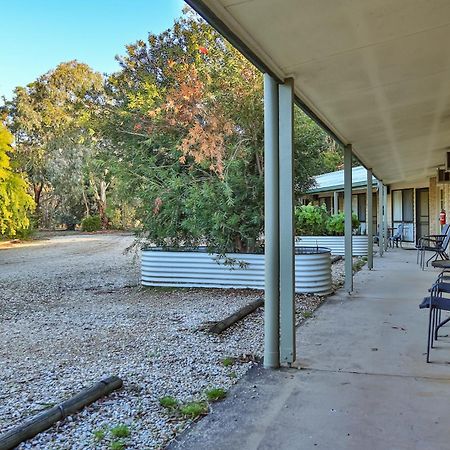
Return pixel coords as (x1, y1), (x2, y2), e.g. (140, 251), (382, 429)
(81, 215), (102, 232)
(295, 203), (329, 236)
(59, 213), (79, 231)
(326, 212), (360, 236)
(295, 203), (360, 236)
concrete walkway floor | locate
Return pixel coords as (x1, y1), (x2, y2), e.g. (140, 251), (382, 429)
(170, 249), (450, 450)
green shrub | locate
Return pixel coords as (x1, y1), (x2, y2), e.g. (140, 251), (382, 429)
(295, 204), (361, 236)
(295, 203), (329, 236)
(326, 212), (360, 236)
(81, 215), (102, 232)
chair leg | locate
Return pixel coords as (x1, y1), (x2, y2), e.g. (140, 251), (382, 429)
(431, 308), (435, 348)
(426, 252), (437, 267)
(434, 308), (439, 343)
(435, 313), (450, 339)
(436, 309), (441, 340)
(427, 307), (433, 363)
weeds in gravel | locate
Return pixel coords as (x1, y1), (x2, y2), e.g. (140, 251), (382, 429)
(180, 401), (208, 419)
(228, 371), (237, 379)
(110, 440), (126, 450)
(352, 257), (366, 273)
(205, 388), (227, 402)
(159, 396), (179, 409)
(110, 425), (131, 439)
(93, 429), (106, 442)
(37, 402), (55, 409)
(302, 311), (313, 319)
(221, 357), (234, 367)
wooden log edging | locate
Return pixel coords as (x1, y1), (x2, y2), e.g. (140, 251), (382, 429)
(207, 298), (264, 334)
(0, 376), (123, 450)
(202, 256), (342, 335)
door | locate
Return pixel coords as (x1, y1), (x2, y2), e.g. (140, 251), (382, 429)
(416, 188), (429, 242)
(392, 189), (414, 241)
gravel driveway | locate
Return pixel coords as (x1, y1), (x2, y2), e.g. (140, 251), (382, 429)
(0, 233), (343, 449)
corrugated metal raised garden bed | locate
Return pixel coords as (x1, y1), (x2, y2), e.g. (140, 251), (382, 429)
(141, 246), (332, 295)
(295, 235), (369, 256)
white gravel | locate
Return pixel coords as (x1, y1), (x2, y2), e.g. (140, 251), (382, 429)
(0, 233), (346, 449)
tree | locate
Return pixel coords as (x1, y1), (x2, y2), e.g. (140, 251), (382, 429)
(105, 10), (339, 252)
(0, 122), (34, 237)
(3, 61), (105, 227)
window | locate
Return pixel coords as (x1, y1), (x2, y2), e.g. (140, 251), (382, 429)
(352, 193), (367, 234)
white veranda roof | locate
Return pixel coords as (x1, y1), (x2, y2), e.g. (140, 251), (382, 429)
(187, 0), (450, 185)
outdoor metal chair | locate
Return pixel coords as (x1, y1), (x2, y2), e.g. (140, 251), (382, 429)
(373, 224), (387, 248)
(417, 224), (450, 269)
(419, 279), (450, 362)
(388, 223), (404, 248)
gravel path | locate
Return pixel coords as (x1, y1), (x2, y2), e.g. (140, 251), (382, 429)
(0, 233), (345, 449)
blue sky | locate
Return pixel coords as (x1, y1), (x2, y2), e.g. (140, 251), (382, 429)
(0, 0), (185, 100)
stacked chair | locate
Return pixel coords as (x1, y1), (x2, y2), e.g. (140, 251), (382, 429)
(416, 224), (450, 270)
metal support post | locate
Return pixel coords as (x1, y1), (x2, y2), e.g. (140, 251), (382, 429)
(333, 191), (339, 214)
(278, 78), (295, 364)
(367, 169), (373, 269)
(263, 74), (280, 369)
(378, 181), (384, 256)
(383, 184), (388, 251)
(344, 144), (353, 293)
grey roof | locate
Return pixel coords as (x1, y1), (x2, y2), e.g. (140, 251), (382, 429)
(306, 166), (377, 194)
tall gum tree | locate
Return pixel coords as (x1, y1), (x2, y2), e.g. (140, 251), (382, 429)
(3, 61), (106, 227)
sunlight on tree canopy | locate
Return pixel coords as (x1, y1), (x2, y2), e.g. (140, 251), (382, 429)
(0, 122), (35, 237)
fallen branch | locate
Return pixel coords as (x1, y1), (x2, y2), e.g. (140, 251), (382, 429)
(0, 376), (123, 450)
(206, 298), (264, 334)
(200, 256), (340, 335)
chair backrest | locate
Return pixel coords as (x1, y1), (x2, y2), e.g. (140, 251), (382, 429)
(393, 223), (404, 239)
(440, 225), (450, 250)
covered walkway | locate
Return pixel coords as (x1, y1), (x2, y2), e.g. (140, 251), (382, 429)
(171, 250), (450, 450)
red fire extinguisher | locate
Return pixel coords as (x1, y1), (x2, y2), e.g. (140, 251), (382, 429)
(440, 209), (446, 225)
